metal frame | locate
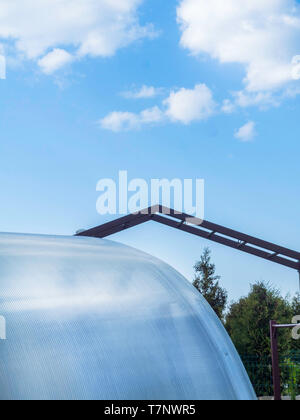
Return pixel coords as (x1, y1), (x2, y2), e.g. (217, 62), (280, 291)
(270, 321), (299, 401)
(76, 205), (300, 273)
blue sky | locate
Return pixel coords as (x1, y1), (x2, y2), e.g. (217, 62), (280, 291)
(1, 0), (300, 301)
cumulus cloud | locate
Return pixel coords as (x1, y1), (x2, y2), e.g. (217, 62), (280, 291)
(100, 84), (216, 131)
(164, 84), (216, 124)
(140, 106), (165, 123)
(177, 0), (300, 93)
(235, 121), (256, 142)
(38, 49), (74, 74)
(223, 90), (280, 113)
(0, 0), (153, 73)
(234, 91), (280, 109)
(100, 112), (140, 132)
(222, 99), (235, 114)
(122, 85), (164, 99)
(100, 106), (165, 132)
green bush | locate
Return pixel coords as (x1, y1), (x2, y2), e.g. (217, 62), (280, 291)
(283, 357), (300, 400)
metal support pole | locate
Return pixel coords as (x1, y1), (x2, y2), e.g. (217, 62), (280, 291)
(270, 321), (281, 401)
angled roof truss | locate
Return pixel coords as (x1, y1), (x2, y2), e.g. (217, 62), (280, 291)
(76, 205), (300, 272)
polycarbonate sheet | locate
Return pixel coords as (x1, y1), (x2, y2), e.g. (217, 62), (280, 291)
(0, 233), (256, 400)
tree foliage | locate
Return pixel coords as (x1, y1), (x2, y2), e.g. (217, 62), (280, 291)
(226, 282), (292, 357)
(191, 250), (300, 396)
(225, 282), (300, 396)
(193, 248), (228, 320)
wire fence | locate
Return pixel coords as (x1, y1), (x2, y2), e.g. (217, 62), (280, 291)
(241, 352), (300, 398)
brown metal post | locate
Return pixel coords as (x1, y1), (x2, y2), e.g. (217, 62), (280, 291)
(270, 321), (281, 401)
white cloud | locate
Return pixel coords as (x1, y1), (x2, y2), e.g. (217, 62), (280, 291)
(38, 49), (74, 75)
(100, 112), (140, 132)
(140, 106), (165, 123)
(177, 0), (300, 93)
(0, 0), (153, 73)
(164, 84), (216, 124)
(100, 84), (216, 131)
(223, 90), (280, 113)
(222, 99), (235, 114)
(234, 91), (279, 109)
(122, 85), (164, 99)
(100, 106), (165, 132)
(235, 121), (256, 142)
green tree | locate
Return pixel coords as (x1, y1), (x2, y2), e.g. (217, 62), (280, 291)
(291, 292), (300, 312)
(225, 282), (294, 396)
(193, 248), (228, 320)
(226, 282), (292, 357)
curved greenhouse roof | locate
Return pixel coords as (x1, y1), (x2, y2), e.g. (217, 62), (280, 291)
(0, 233), (256, 400)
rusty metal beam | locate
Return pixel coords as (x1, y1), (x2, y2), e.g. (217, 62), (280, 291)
(75, 206), (300, 272)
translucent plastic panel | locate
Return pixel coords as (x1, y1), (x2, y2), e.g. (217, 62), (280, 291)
(0, 233), (256, 400)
